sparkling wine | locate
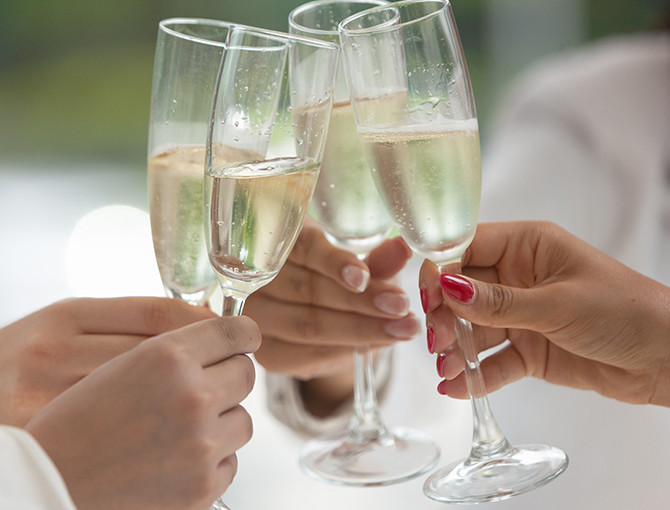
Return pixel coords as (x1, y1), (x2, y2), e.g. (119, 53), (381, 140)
(358, 120), (481, 264)
(205, 155), (320, 296)
(148, 145), (215, 304)
(312, 101), (391, 255)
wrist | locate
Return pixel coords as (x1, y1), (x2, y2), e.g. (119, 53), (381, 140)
(298, 370), (354, 418)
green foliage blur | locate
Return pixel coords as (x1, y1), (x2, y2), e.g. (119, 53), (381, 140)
(0, 0), (665, 168)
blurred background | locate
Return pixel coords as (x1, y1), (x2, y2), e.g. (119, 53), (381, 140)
(0, 0), (665, 164)
(1, 1), (669, 509)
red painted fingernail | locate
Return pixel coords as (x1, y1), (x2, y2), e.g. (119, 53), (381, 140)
(420, 287), (429, 314)
(436, 353), (446, 377)
(440, 273), (475, 303)
(427, 325), (435, 353)
(437, 380), (447, 395)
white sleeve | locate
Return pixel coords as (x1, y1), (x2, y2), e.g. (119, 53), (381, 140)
(0, 426), (78, 510)
(480, 71), (626, 252)
(265, 346), (394, 437)
(481, 102), (622, 252)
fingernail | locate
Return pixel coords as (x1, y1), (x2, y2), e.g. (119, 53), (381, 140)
(437, 380), (447, 395)
(342, 265), (370, 292)
(374, 292), (410, 315)
(420, 287), (429, 314)
(384, 315), (420, 339)
(436, 352), (445, 377)
(440, 273), (475, 303)
(427, 325), (435, 353)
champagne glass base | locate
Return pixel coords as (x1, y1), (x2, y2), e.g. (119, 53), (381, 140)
(299, 426), (440, 487)
(423, 444), (568, 504)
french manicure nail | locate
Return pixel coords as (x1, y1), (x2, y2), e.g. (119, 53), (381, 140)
(342, 265), (370, 292)
(384, 315), (420, 339)
(420, 287), (429, 314)
(374, 292), (410, 315)
(440, 273), (475, 303)
(427, 325), (435, 353)
(436, 352), (445, 377)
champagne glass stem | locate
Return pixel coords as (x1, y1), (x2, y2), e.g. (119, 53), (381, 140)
(347, 253), (391, 443)
(455, 316), (512, 459)
(221, 291), (247, 317)
(349, 344), (392, 442)
(440, 262), (512, 460)
(210, 289), (247, 510)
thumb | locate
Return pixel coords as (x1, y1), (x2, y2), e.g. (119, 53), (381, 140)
(439, 273), (543, 330)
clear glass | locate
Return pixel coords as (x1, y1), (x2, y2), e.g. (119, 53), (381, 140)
(204, 25), (338, 506)
(147, 18), (234, 306)
(290, 0), (440, 487)
(148, 18), (236, 510)
(339, 0), (568, 503)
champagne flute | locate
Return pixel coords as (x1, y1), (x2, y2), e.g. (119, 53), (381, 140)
(204, 25), (339, 509)
(148, 18), (232, 306)
(339, 0), (569, 503)
(289, 0), (440, 487)
(148, 18), (241, 510)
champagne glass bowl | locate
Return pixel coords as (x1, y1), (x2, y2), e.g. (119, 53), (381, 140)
(148, 18), (233, 306)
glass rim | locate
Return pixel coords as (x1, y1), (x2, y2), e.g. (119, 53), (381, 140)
(288, 0), (388, 37)
(158, 18), (233, 48)
(159, 17), (339, 51)
(338, 0), (449, 36)
(228, 25), (340, 51)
